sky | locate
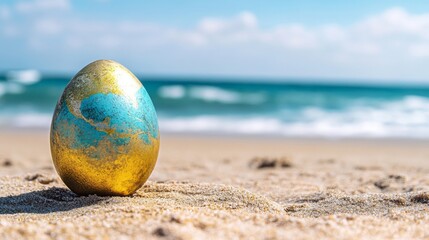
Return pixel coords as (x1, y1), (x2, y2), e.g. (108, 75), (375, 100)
(2, 0), (429, 82)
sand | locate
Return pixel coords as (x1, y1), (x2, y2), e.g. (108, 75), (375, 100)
(0, 131), (428, 239)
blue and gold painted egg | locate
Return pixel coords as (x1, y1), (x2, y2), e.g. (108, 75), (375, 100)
(50, 60), (160, 196)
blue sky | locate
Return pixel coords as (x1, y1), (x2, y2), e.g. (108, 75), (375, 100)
(2, 0), (429, 82)
(73, 1), (429, 27)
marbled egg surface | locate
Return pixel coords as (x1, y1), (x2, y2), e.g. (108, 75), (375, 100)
(50, 60), (159, 196)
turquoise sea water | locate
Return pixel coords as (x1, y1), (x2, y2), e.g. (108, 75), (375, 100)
(2, 72), (429, 138)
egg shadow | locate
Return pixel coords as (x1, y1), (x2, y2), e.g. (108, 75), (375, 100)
(0, 187), (108, 214)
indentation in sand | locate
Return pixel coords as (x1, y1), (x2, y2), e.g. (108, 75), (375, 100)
(249, 156), (293, 169)
(0, 179), (283, 215)
(138, 181), (284, 213)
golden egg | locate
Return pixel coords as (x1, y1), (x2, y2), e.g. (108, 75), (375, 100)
(50, 60), (160, 196)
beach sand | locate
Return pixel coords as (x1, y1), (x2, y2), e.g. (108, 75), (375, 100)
(0, 131), (428, 239)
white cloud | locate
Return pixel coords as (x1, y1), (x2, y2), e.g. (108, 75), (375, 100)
(269, 25), (318, 49)
(320, 25), (346, 43)
(181, 8), (429, 55)
(3, 5), (429, 80)
(195, 12), (318, 49)
(357, 7), (429, 38)
(198, 11), (258, 34)
(34, 18), (63, 34)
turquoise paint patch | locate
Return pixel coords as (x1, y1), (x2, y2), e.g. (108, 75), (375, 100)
(52, 85), (158, 160)
(136, 87), (159, 140)
(80, 93), (143, 135)
(54, 100), (107, 149)
(53, 100), (129, 160)
(80, 89), (158, 145)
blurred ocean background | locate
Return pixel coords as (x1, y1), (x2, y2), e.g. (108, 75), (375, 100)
(3, 1), (429, 139)
(2, 70), (429, 139)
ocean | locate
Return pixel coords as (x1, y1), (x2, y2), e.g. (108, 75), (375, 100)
(2, 71), (429, 139)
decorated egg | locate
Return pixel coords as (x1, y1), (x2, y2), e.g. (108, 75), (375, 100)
(50, 60), (160, 196)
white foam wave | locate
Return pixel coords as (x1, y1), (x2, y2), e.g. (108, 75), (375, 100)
(0, 82), (24, 97)
(5, 95), (429, 139)
(158, 95), (429, 138)
(158, 85), (265, 104)
(6, 70), (41, 85)
(0, 113), (51, 129)
(160, 116), (281, 134)
(189, 86), (266, 104)
(158, 85), (186, 99)
(158, 115), (429, 138)
(189, 86), (242, 103)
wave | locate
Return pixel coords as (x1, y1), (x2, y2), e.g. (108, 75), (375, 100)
(157, 85), (266, 104)
(0, 113), (52, 129)
(158, 95), (429, 138)
(4, 79), (429, 139)
(158, 117), (429, 139)
(6, 70), (41, 85)
(189, 86), (242, 103)
(158, 85), (186, 99)
(0, 82), (24, 97)
(0, 70), (41, 98)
